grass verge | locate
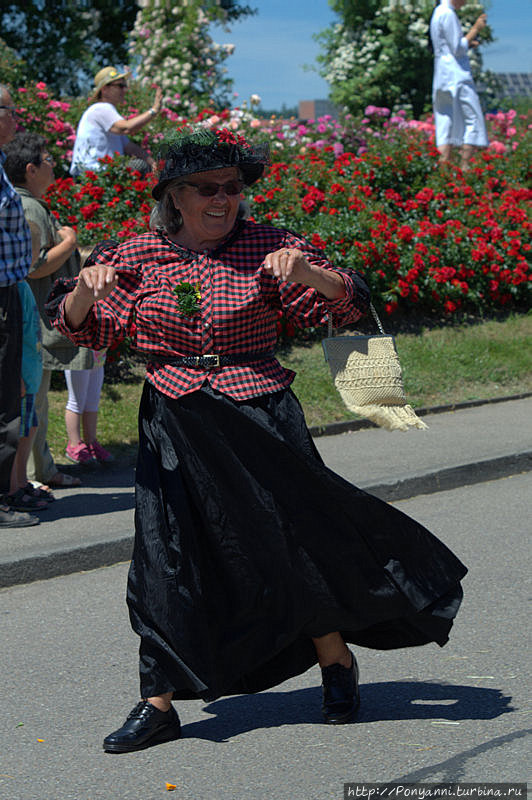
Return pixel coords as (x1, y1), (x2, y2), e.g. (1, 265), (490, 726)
(46, 313), (532, 465)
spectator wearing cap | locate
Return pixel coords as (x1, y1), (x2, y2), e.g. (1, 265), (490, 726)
(70, 66), (162, 177)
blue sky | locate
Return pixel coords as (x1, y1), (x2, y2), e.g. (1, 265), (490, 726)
(211, 0), (532, 109)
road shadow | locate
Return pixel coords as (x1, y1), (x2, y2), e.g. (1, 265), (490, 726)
(33, 465), (137, 521)
(182, 681), (514, 742)
(41, 490), (135, 521)
(49, 463), (136, 490)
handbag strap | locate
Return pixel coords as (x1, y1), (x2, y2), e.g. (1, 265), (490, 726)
(327, 302), (386, 338)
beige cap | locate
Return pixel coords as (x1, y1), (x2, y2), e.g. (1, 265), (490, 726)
(90, 66), (129, 99)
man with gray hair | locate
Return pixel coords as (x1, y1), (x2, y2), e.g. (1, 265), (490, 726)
(0, 83), (38, 526)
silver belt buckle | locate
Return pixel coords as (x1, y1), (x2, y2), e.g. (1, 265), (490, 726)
(204, 353), (220, 368)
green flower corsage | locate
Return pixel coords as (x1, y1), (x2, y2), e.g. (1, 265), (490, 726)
(173, 281), (201, 317)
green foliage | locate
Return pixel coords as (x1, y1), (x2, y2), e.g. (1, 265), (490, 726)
(496, 95), (532, 115)
(316, 0), (495, 118)
(0, 0), (138, 95)
(0, 35), (27, 88)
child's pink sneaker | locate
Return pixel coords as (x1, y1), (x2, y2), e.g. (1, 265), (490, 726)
(88, 440), (114, 463)
(65, 441), (95, 464)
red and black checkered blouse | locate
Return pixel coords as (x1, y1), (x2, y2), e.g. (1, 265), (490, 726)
(52, 220), (370, 400)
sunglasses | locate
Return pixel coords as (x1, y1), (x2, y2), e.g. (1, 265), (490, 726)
(110, 82), (128, 89)
(0, 105), (18, 117)
(40, 154), (55, 166)
(181, 180), (244, 197)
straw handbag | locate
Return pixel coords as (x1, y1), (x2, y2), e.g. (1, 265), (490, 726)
(322, 304), (428, 432)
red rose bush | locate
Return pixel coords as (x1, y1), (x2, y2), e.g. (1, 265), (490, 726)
(15, 81), (531, 322)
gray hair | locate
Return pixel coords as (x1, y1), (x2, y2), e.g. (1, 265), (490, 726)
(152, 172), (250, 235)
(154, 178), (184, 234)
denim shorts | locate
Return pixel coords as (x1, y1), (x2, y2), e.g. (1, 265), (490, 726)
(20, 393), (38, 437)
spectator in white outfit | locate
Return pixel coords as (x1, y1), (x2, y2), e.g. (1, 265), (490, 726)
(429, 0), (488, 170)
(70, 66), (162, 177)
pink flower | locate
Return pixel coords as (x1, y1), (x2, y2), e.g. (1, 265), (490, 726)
(489, 140), (506, 154)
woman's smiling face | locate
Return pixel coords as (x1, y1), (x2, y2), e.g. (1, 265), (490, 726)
(170, 166), (242, 250)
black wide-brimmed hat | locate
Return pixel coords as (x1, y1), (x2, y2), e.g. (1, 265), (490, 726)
(152, 127), (270, 200)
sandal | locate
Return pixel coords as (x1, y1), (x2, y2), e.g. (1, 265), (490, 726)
(25, 483), (55, 502)
(46, 472), (82, 488)
(5, 488), (48, 512)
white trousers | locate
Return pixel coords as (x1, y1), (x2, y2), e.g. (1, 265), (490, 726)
(434, 82), (488, 147)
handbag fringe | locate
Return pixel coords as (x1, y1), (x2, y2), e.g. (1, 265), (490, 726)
(336, 396), (429, 432)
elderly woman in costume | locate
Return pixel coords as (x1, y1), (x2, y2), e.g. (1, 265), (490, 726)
(430, 0), (488, 169)
(49, 128), (466, 753)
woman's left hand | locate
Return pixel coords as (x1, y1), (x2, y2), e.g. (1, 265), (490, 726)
(263, 247), (346, 299)
(263, 248), (314, 286)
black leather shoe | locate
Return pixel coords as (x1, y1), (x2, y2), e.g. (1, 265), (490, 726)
(103, 700), (181, 753)
(321, 652), (360, 724)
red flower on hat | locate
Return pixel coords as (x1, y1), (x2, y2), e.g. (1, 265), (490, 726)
(215, 128), (250, 149)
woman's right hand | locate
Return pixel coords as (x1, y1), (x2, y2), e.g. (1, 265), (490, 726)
(65, 266), (118, 330)
(74, 266), (118, 302)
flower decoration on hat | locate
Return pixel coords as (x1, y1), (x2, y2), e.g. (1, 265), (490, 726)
(214, 128), (251, 149)
(152, 126), (269, 200)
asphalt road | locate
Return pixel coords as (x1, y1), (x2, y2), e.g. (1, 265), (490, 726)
(0, 473), (530, 800)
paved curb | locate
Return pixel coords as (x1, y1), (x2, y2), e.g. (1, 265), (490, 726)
(365, 451), (532, 502)
(309, 392), (532, 437)
(2, 449), (531, 590)
(0, 535), (133, 590)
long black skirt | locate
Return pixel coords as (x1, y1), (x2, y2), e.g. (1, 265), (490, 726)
(127, 382), (467, 701)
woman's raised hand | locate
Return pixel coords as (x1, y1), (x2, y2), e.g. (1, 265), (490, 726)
(262, 247), (346, 300)
(65, 266), (118, 330)
(75, 266), (118, 302)
(263, 247), (314, 285)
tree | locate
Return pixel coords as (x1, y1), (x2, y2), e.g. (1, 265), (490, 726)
(316, 0), (494, 119)
(0, 1), (138, 95)
(128, 0), (255, 115)
(0, 36), (27, 88)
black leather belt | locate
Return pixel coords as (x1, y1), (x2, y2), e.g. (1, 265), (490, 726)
(143, 351), (274, 369)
